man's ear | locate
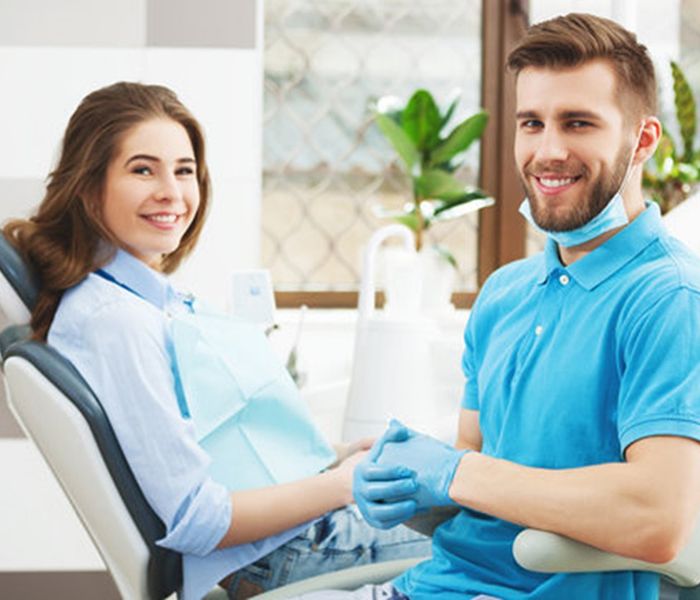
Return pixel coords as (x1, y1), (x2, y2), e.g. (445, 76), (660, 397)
(633, 116), (662, 165)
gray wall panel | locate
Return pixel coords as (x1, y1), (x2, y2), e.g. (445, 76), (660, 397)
(0, 571), (119, 600)
(0, 0), (146, 47)
(147, 0), (256, 48)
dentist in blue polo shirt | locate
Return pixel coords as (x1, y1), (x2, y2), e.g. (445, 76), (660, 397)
(337, 13), (700, 600)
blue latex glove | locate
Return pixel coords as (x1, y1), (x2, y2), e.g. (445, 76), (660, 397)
(375, 419), (467, 509)
(352, 421), (419, 529)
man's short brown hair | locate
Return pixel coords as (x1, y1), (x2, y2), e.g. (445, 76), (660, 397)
(507, 13), (657, 117)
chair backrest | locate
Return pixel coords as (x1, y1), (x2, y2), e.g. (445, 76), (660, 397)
(2, 336), (182, 599)
(0, 232), (37, 328)
(0, 230), (182, 598)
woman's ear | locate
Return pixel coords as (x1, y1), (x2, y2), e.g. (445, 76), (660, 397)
(633, 116), (662, 165)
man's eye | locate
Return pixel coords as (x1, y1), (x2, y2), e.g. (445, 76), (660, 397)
(569, 120), (591, 129)
(520, 120), (542, 130)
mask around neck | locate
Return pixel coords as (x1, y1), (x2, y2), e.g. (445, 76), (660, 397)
(519, 192), (628, 247)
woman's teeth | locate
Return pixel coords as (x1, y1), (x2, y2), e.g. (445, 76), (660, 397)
(147, 214), (177, 223)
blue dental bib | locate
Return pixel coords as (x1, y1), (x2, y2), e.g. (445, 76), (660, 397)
(169, 311), (336, 491)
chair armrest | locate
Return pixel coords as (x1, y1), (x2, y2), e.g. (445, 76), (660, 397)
(404, 506), (459, 537)
(513, 528), (700, 587)
(252, 557), (422, 599)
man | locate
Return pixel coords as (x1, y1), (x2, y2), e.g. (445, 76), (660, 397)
(313, 12), (700, 600)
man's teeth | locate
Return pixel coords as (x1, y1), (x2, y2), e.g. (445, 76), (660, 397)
(539, 177), (576, 188)
(147, 214), (177, 223)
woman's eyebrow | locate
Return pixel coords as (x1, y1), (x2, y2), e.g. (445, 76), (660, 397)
(124, 154), (196, 166)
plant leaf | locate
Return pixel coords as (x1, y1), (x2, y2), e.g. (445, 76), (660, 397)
(373, 95), (404, 124)
(414, 170), (470, 201)
(433, 193), (493, 218)
(678, 162), (699, 182)
(401, 90), (442, 151)
(439, 91), (461, 131)
(394, 213), (420, 232)
(429, 110), (489, 167)
(671, 61), (697, 162)
(654, 130), (676, 172)
(431, 244), (459, 269)
(375, 113), (419, 172)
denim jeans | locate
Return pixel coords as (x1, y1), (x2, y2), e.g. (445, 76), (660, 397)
(226, 505), (431, 599)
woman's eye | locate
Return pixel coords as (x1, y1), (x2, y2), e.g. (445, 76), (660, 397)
(132, 165), (152, 175)
(176, 166), (195, 176)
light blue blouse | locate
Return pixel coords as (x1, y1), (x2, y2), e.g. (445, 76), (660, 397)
(48, 249), (306, 600)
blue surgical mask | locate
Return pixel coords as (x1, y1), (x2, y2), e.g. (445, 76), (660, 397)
(519, 126), (643, 248)
(519, 192), (628, 247)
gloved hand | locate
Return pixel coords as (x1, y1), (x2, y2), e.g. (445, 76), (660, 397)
(352, 421), (419, 529)
(375, 419), (467, 509)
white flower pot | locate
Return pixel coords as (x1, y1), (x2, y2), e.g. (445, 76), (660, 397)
(382, 246), (455, 317)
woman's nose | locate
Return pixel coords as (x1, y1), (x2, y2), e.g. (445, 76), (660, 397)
(154, 173), (182, 202)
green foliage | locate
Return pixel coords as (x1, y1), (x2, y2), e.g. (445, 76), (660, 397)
(373, 89), (494, 256)
(643, 61), (700, 213)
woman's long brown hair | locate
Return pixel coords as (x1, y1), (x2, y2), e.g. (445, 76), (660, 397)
(3, 82), (211, 340)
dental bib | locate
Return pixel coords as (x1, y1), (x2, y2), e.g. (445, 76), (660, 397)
(169, 311), (336, 491)
(519, 191), (629, 247)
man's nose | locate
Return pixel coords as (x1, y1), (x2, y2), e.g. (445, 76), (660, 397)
(534, 128), (569, 163)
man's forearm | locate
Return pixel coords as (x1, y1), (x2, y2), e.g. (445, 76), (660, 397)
(448, 437), (700, 563)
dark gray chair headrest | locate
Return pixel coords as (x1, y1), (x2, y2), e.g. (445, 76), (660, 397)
(0, 232), (39, 311)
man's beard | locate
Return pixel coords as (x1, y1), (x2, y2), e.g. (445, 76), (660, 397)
(519, 141), (632, 232)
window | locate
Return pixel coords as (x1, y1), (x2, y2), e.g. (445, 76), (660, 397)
(263, 0), (485, 304)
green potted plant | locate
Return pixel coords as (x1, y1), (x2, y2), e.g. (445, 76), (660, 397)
(372, 89), (494, 257)
(369, 90), (493, 314)
(643, 61), (700, 214)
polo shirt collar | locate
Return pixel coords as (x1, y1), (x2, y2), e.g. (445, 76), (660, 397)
(537, 202), (664, 291)
(99, 248), (175, 310)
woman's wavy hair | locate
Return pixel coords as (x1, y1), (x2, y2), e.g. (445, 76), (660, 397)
(3, 81), (211, 340)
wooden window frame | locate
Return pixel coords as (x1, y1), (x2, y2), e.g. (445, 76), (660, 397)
(276, 0), (529, 309)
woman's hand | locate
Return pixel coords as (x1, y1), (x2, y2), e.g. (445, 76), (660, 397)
(332, 437), (375, 465)
(330, 448), (370, 504)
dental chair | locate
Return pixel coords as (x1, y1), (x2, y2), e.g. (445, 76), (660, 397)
(1, 225), (699, 600)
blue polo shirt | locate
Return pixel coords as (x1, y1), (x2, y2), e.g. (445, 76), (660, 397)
(395, 203), (700, 599)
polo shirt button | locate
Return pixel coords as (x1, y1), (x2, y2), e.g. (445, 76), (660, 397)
(535, 325), (544, 336)
(559, 274), (570, 285)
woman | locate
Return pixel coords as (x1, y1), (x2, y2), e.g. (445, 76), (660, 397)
(3, 82), (427, 600)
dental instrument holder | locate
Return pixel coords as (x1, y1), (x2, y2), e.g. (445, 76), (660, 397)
(342, 225), (463, 442)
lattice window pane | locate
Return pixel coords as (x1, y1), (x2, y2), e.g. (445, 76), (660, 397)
(263, 0), (484, 292)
